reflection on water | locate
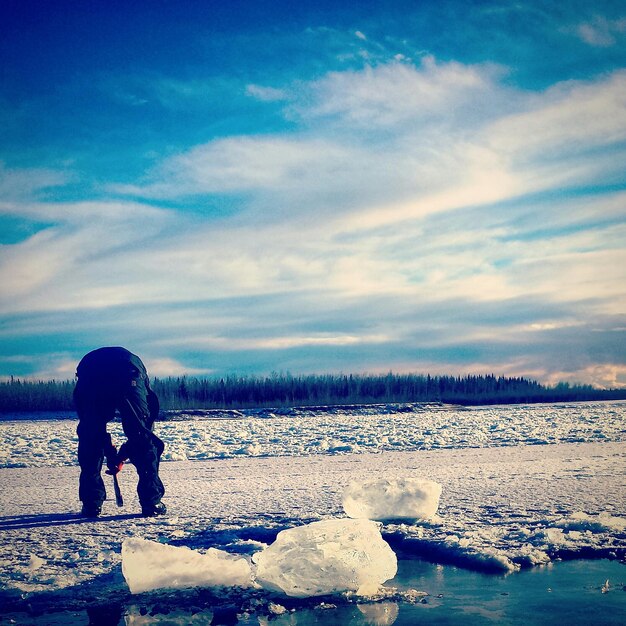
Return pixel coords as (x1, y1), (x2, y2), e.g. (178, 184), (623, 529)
(123, 603), (400, 626)
(124, 604), (214, 624)
(356, 602), (399, 625)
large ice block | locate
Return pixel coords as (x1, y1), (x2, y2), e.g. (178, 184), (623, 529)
(121, 537), (253, 594)
(343, 477), (442, 521)
(254, 518), (397, 597)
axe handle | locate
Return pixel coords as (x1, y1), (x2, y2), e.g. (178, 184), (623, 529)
(113, 473), (124, 507)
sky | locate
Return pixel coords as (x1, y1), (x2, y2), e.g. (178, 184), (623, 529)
(1, 0), (625, 388)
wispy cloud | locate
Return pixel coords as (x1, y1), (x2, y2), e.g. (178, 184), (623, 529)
(486, 70), (626, 162)
(0, 163), (71, 201)
(111, 136), (359, 200)
(0, 200), (176, 313)
(141, 357), (214, 378)
(155, 333), (391, 352)
(245, 84), (287, 102)
(552, 363), (626, 388)
(7, 62), (625, 330)
(115, 61), (625, 233)
(575, 15), (626, 47)
(293, 57), (506, 126)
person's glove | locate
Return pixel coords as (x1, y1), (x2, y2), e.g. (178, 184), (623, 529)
(105, 450), (124, 475)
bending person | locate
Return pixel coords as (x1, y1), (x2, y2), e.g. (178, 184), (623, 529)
(74, 346), (166, 517)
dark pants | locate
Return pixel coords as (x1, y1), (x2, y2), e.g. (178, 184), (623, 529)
(74, 373), (165, 508)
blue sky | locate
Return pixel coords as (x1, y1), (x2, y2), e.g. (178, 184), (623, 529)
(1, 0), (625, 387)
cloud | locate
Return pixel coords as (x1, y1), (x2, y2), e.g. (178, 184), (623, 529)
(486, 70), (626, 159)
(142, 357), (214, 378)
(245, 84), (287, 102)
(0, 200), (177, 313)
(26, 358), (78, 381)
(111, 136), (358, 200)
(382, 358), (626, 390)
(21, 354), (212, 380)
(541, 363), (626, 389)
(115, 61), (626, 239)
(337, 70), (626, 231)
(0, 163), (71, 201)
(292, 56), (506, 127)
(155, 333), (391, 352)
(575, 16), (626, 47)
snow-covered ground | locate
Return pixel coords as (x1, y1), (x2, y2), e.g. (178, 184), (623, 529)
(0, 401), (624, 621)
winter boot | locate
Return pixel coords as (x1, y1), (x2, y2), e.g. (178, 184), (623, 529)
(81, 503), (102, 518)
(142, 501), (167, 517)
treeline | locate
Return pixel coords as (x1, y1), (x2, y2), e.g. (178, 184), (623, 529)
(0, 377), (76, 412)
(1, 373), (625, 413)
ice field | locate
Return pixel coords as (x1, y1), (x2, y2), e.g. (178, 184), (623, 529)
(0, 401), (624, 624)
(1, 400), (624, 468)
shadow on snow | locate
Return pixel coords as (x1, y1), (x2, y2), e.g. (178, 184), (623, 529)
(0, 512), (143, 531)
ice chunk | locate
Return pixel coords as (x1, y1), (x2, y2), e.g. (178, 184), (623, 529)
(343, 477), (442, 521)
(254, 518), (397, 597)
(27, 554), (46, 573)
(121, 538), (253, 594)
(513, 544), (551, 567)
(268, 602), (287, 615)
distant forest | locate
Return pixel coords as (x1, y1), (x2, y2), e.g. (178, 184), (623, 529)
(1, 373), (625, 413)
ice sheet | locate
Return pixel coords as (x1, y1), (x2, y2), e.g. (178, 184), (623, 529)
(0, 440), (623, 598)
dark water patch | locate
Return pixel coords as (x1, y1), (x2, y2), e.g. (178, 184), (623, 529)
(390, 558), (626, 625)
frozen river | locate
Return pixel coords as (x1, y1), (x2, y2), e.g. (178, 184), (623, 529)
(0, 401), (624, 624)
(1, 400), (624, 468)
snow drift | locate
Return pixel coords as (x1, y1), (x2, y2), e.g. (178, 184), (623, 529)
(121, 537), (253, 594)
(343, 477), (442, 521)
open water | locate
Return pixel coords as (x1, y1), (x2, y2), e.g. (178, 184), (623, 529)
(1, 559), (623, 625)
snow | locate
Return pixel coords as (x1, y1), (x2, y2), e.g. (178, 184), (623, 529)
(253, 518), (397, 597)
(554, 511), (626, 533)
(27, 554), (46, 574)
(1, 400), (624, 468)
(0, 401), (624, 614)
(343, 477), (442, 521)
(121, 538), (253, 594)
